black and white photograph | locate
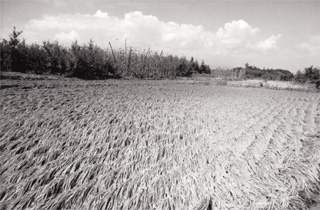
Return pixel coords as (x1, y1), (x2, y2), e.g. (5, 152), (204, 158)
(0, 0), (319, 209)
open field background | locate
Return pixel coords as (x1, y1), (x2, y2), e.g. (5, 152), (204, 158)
(226, 79), (312, 92)
(0, 79), (320, 210)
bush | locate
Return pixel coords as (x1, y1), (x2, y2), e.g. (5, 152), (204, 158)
(27, 43), (48, 74)
(304, 66), (320, 84)
(0, 40), (11, 71)
(42, 41), (68, 75)
(67, 40), (116, 79)
(295, 66), (320, 89)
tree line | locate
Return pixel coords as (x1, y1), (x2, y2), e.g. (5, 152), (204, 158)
(212, 63), (319, 88)
(0, 27), (211, 80)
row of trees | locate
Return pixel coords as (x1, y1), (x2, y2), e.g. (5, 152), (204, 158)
(211, 63), (319, 88)
(211, 63), (294, 81)
(0, 28), (211, 79)
(239, 63), (295, 81)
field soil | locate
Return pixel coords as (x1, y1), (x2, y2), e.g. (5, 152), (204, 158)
(0, 79), (319, 210)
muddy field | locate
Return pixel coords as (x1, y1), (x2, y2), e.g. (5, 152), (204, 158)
(0, 79), (319, 210)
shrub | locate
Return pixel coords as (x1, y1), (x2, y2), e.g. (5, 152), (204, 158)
(295, 66), (320, 89)
(42, 41), (68, 75)
(27, 43), (48, 74)
(67, 40), (116, 79)
(0, 39), (11, 71)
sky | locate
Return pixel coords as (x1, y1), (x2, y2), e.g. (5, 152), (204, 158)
(1, 0), (319, 73)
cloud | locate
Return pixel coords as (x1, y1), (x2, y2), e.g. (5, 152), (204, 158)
(93, 10), (109, 18)
(297, 36), (320, 56)
(253, 34), (282, 51)
(216, 19), (260, 49)
(54, 30), (79, 44)
(23, 10), (280, 59)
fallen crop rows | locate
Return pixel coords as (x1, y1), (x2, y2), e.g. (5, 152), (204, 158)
(0, 80), (319, 210)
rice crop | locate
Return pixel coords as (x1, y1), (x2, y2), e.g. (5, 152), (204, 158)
(0, 79), (319, 210)
(226, 79), (312, 91)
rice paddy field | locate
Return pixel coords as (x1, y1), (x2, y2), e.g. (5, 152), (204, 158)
(0, 79), (320, 210)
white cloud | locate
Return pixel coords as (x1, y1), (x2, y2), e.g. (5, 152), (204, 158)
(23, 10), (281, 59)
(297, 36), (320, 56)
(254, 34), (282, 51)
(54, 30), (79, 44)
(93, 10), (109, 18)
(216, 19), (260, 49)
